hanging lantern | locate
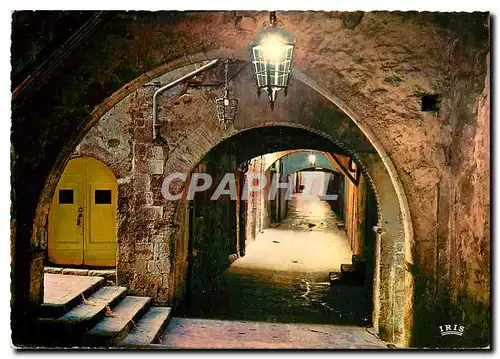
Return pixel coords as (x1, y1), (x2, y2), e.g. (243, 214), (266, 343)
(249, 11), (296, 110)
(215, 59), (239, 129)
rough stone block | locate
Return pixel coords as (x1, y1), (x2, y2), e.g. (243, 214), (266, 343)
(116, 262), (134, 287)
(150, 145), (164, 160)
(153, 206), (164, 219)
(129, 273), (155, 295)
(88, 269), (117, 282)
(236, 16), (257, 31)
(44, 267), (63, 274)
(135, 259), (148, 273)
(135, 191), (154, 206)
(147, 259), (170, 274)
(150, 174), (163, 189)
(134, 127), (153, 143)
(134, 143), (147, 158)
(62, 268), (90, 276)
(148, 159), (164, 175)
(132, 221), (156, 241)
(117, 199), (133, 214)
(139, 206), (163, 221)
(118, 182), (133, 197)
(134, 158), (149, 173)
(133, 174), (151, 192)
(146, 260), (160, 274)
(134, 116), (145, 127)
(30, 253), (45, 304)
(153, 242), (168, 260)
(145, 191), (154, 206)
(117, 240), (135, 263)
(135, 243), (153, 260)
(157, 284), (170, 304)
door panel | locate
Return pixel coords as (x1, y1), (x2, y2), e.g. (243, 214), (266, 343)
(84, 157), (117, 267)
(84, 183), (117, 266)
(48, 168), (85, 265)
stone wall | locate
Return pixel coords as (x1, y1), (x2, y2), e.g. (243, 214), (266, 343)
(449, 65), (490, 345)
(344, 172), (368, 257)
(447, 53), (489, 347)
(185, 149), (237, 313)
(245, 157), (263, 243)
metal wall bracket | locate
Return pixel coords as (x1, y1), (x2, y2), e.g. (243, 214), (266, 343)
(330, 153), (361, 186)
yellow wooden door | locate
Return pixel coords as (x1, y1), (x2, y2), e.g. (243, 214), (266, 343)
(84, 157), (117, 267)
(48, 157), (117, 267)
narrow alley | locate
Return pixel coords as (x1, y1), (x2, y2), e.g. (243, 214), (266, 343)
(179, 194), (372, 326)
(161, 194), (379, 348)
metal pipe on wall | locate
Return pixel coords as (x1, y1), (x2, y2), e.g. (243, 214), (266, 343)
(152, 59), (219, 140)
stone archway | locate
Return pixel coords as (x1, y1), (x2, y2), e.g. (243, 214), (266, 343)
(30, 54), (414, 346)
(163, 122), (407, 345)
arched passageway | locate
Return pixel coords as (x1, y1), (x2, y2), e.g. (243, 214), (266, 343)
(179, 128), (379, 327)
(30, 59), (411, 346)
(12, 11), (489, 348)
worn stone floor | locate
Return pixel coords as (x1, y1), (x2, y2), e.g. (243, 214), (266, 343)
(43, 273), (104, 306)
(165, 196), (381, 348)
(181, 195), (373, 326)
(159, 318), (386, 349)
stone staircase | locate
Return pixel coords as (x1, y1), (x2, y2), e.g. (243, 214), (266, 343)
(34, 274), (172, 348)
(329, 255), (367, 286)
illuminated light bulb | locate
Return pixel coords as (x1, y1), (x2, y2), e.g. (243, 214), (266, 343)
(308, 154), (316, 165)
(260, 35), (285, 62)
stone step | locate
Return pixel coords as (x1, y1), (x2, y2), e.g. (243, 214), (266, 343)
(40, 286), (127, 329)
(40, 274), (106, 318)
(57, 286), (128, 327)
(44, 267), (117, 283)
(120, 307), (172, 347)
(329, 271), (342, 285)
(341, 263), (355, 273)
(86, 296), (151, 345)
(35, 286), (127, 346)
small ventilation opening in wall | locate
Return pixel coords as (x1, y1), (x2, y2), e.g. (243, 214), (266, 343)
(421, 94), (440, 112)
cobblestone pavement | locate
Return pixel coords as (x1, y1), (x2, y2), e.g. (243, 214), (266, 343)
(278, 194), (341, 232)
(159, 318), (386, 349)
(181, 196), (373, 326)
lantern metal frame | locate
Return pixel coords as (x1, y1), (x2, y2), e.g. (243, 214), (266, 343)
(249, 11), (296, 110)
(215, 59), (239, 129)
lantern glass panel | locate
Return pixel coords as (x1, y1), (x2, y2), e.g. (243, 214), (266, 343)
(250, 29), (295, 99)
